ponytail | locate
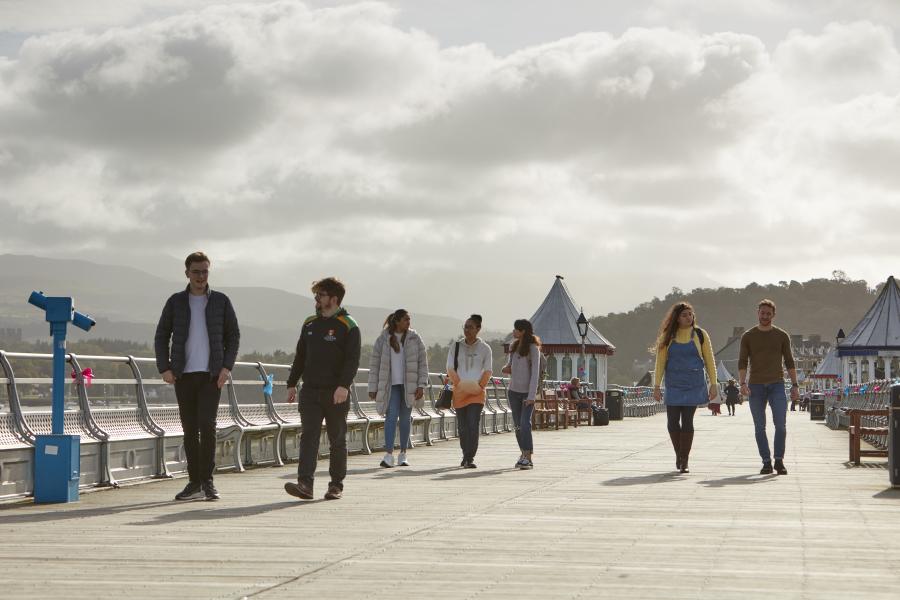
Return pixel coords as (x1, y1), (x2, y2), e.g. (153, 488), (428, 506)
(383, 309), (409, 353)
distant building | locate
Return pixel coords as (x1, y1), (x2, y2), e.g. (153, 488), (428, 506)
(0, 328), (22, 343)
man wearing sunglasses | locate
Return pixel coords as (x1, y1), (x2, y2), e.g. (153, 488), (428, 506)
(154, 251), (240, 501)
(284, 277), (361, 501)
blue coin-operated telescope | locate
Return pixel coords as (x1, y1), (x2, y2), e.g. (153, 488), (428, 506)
(27, 291), (96, 503)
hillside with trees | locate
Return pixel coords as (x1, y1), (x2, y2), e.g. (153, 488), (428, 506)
(2, 272), (886, 387)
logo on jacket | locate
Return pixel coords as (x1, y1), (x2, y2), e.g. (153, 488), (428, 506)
(324, 329), (336, 342)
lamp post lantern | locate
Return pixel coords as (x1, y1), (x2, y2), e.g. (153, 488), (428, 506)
(576, 308), (588, 384)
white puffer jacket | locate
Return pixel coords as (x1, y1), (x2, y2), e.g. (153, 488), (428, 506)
(367, 328), (429, 414)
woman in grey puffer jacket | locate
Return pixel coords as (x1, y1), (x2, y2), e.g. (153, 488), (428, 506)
(367, 309), (429, 467)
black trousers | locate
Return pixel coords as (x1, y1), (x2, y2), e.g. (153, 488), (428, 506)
(456, 403), (483, 462)
(175, 372), (221, 482)
(666, 405), (697, 433)
(298, 386), (349, 490)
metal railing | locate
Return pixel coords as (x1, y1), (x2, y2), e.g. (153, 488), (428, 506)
(824, 379), (894, 451)
(608, 385), (665, 417)
(0, 350), (595, 499)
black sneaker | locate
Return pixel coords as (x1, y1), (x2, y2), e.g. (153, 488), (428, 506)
(175, 481), (204, 501)
(460, 459), (467, 467)
(202, 480), (220, 501)
(760, 463), (774, 475)
(464, 460), (477, 469)
(324, 484), (343, 500)
(774, 460), (788, 475)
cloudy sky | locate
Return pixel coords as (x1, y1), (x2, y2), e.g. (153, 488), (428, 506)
(1, 0), (899, 327)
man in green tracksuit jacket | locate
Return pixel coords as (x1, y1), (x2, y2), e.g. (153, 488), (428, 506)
(284, 277), (361, 501)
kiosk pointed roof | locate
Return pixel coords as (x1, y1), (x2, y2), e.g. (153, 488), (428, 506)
(526, 276), (614, 350)
(812, 348), (841, 378)
(716, 360), (734, 383)
(838, 276), (900, 351)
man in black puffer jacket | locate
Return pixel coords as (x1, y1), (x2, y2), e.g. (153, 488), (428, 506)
(155, 251), (240, 501)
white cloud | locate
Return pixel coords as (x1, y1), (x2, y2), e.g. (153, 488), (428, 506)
(1, 1), (899, 325)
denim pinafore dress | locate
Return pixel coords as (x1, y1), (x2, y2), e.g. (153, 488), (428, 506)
(664, 330), (707, 406)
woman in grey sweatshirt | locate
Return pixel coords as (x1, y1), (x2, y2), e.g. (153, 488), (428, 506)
(501, 319), (542, 470)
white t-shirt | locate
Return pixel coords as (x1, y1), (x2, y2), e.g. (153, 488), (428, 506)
(447, 338), (492, 381)
(184, 294), (210, 374)
(390, 333), (406, 386)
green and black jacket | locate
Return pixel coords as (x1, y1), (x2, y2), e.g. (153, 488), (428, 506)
(286, 308), (361, 390)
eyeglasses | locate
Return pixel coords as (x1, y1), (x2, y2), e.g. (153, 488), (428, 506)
(314, 292), (331, 299)
(189, 270), (210, 276)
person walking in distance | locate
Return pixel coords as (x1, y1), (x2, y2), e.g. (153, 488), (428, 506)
(284, 277), (361, 500)
(368, 309), (428, 468)
(500, 319), (542, 470)
(155, 251), (240, 501)
(724, 379), (740, 416)
(652, 302), (718, 474)
(447, 315), (493, 468)
(739, 299), (799, 476)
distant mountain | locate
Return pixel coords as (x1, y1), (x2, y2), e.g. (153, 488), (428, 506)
(0, 254), (472, 351)
(591, 275), (883, 385)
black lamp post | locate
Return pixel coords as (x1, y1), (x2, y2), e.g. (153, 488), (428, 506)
(836, 328), (846, 385)
(576, 308), (588, 385)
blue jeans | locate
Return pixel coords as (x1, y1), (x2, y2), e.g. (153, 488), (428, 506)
(384, 384), (412, 451)
(507, 391), (535, 452)
(748, 383), (787, 463)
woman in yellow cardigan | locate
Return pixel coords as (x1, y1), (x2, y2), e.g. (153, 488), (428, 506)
(652, 302), (717, 473)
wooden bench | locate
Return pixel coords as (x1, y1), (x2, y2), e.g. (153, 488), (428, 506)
(848, 409), (889, 465)
(533, 389), (557, 430)
(556, 389), (579, 429)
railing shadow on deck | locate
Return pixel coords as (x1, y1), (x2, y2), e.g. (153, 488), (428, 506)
(0, 500), (174, 523)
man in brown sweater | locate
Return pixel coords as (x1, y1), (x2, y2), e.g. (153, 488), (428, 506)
(738, 299), (799, 475)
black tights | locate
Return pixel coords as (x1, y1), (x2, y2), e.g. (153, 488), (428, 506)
(666, 405), (696, 433)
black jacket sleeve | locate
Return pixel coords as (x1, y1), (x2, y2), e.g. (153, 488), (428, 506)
(286, 326), (307, 388)
(222, 296), (240, 371)
(338, 326), (362, 389)
(154, 297), (174, 374)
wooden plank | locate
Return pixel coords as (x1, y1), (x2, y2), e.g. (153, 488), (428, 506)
(1, 409), (898, 599)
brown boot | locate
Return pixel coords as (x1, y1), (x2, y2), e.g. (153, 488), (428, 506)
(679, 431), (694, 473)
(668, 431), (682, 471)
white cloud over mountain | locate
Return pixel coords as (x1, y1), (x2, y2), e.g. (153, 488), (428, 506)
(1, 1), (898, 325)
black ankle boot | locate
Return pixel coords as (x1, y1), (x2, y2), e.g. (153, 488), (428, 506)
(679, 431), (694, 473)
(668, 431), (681, 471)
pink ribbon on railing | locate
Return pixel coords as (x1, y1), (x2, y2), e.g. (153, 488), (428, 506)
(70, 367), (94, 387)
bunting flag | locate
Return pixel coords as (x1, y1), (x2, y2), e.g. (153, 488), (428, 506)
(70, 367), (94, 387)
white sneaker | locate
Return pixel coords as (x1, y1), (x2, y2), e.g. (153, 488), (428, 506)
(380, 453), (395, 468)
(515, 456), (526, 469)
(398, 452), (410, 466)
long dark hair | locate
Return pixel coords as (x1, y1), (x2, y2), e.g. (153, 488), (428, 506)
(384, 309), (409, 353)
(510, 318), (541, 357)
(652, 301), (695, 352)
